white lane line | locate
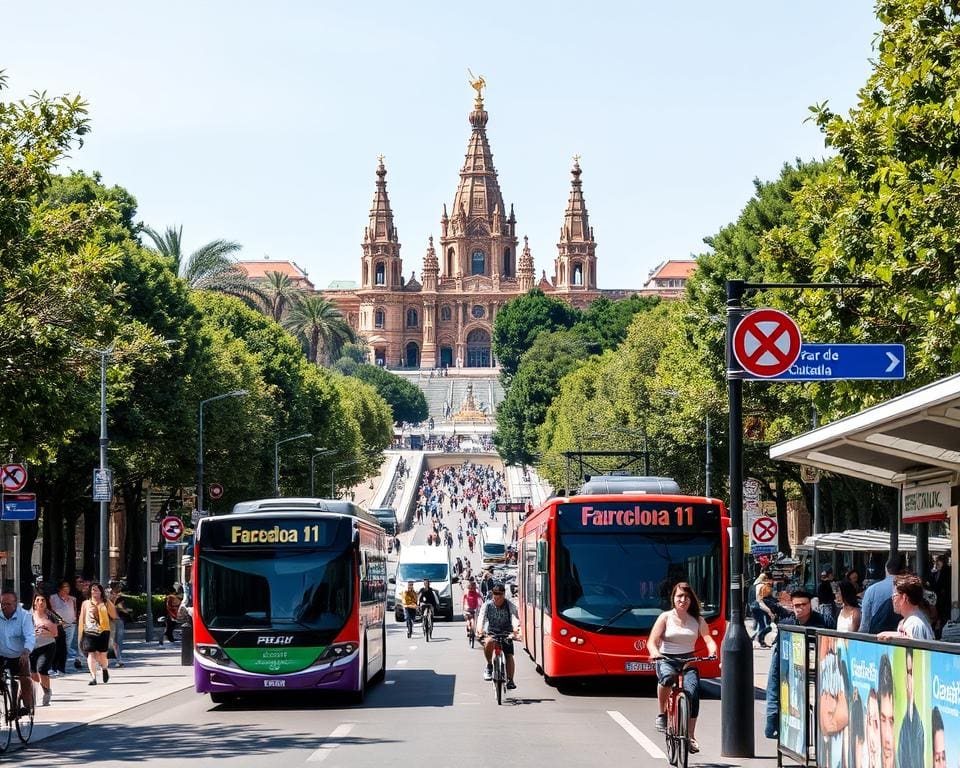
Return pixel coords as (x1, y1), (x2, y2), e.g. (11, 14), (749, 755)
(385, 679), (396, 685)
(396, 659), (408, 665)
(606, 710), (667, 759)
(306, 723), (355, 763)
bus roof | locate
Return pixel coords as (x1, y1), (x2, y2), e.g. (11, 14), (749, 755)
(229, 497), (381, 528)
(577, 475), (681, 495)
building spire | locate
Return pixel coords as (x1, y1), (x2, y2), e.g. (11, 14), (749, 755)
(448, 77), (510, 237)
(554, 156), (597, 291)
(368, 155), (398, 244)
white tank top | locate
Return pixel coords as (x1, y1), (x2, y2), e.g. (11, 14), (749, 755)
(659, 610), (700, 655)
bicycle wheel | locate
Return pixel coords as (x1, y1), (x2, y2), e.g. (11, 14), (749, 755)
(0, 676), (12, 754)
(15, 688), (33, 744)
(676, 692), (690, 768)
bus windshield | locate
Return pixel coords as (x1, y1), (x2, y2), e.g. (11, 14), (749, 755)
(198, 548), (354, 631)
(555, 531), (722, 633)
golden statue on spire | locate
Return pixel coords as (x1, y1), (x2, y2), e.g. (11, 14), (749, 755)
(468, 68), (486, 106)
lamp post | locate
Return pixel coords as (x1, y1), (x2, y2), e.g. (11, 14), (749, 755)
(197, 390), (249, 517)
(274, 432), (313, 496)
(310, 448), (334, 497)
(96, 345), (113, 588)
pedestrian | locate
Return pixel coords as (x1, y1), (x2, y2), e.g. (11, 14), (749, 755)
(860, 554), (904, 634)
(160, 585), (181, 645)
(765, 589), (828, 739)
(835, 580), (861, 633)
(30, 594), (58, 706)
(108, 581), (130, 667)
(50, 579), (80, 672)
(78, 582), (117, 685)
(877, 574), (934, 641)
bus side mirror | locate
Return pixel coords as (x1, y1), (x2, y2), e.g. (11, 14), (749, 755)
(537, 540), (548, 573)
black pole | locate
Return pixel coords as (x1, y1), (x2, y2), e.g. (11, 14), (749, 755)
(722, 279), (754, 757)
(705, 414), (712, 497)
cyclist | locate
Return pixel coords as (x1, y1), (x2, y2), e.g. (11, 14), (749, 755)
(648, 581), (718, 755)
(417, 578), (440, 623)
(0, 590), (35, 715)
(476, 583), (520, 689)
(401, 580), (418, 638)
(461, 578), (484, 638)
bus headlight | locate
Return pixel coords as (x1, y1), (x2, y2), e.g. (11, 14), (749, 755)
(316, 643), (357, 663)
(196, 644), (237, 667)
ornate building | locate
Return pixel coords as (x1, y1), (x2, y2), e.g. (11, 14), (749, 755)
(352, 81), (601, 369)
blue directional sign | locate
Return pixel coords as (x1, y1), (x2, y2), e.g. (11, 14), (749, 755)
(2, 493), (37, 521)
(743, 344), (906, 381)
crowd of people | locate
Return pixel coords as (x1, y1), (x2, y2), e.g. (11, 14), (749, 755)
(0, 573), (178, 715)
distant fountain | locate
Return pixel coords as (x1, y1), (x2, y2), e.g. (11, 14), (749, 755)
(452, 382), (487, 421)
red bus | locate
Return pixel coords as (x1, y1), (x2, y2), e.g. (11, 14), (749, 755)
(517, 476), (727, 683)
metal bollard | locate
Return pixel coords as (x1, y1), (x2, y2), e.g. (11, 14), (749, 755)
(180, 623), (194, 665)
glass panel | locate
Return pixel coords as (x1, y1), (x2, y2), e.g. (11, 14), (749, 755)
(555, 532), (721, 633)
(199, 549), (354, 631)
(397, 563), (449, 582)
(471, 250), (485, 275)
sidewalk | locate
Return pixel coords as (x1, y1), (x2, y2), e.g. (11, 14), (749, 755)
(16, 624), (193, 748)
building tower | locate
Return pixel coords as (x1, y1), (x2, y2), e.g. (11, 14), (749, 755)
(358, 157), (404, 366)
(553, 156), (598, 305)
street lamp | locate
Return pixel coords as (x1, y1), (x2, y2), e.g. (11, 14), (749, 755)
(197, 390), (249, 517)
(310, 448), (335, 496)
(274, 432), (313, 496)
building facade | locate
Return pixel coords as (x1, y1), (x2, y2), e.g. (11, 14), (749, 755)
(350, 84), (600, 369)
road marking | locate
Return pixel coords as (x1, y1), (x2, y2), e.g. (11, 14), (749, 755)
(385, 679), (396, 685)
(306, 723), (355, 763)
(606, 710), (666, 759)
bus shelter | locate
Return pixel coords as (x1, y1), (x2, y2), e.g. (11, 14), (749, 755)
(769, 372), (960, 621)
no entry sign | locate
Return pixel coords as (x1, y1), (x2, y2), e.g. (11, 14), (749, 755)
(733, 309), (802, 378)
(160, 515), (185, 542)
(751, 516), (778, 544)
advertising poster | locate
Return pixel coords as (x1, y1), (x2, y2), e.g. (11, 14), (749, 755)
(780, 629), (807, 760)
(929, 651), (960, 768)
(892, 645), (929, 768)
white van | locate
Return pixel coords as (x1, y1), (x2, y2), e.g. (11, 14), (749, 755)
(479, 527), (507, 564)
(391, 545), (456, 622)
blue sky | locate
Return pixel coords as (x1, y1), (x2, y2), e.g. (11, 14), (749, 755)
(2, 2), (879, 291)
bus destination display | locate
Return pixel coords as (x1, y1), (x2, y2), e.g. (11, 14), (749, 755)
(558, 501), (721, 533)
(202, 517), (345, 548)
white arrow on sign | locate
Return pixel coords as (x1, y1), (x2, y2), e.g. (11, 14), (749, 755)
(885, 351), (901, 373)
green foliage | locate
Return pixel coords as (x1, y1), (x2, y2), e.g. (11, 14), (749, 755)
(494, 330), (592, 467)
(284, 294), (356, 365)
(574, 294), (661, 351)
(351, 364), (428, 425)
(492, 289), (580, 380)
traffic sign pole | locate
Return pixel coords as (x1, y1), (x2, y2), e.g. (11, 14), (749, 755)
(722, 278), (754, 758)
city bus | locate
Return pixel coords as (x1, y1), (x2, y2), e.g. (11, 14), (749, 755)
(191, 498), (387, 704)
(518, 476), (727, 683)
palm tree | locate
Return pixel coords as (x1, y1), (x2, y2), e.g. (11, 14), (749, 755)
(259, 270), (302, 323)
(284, 295), (357, 365)
(142, 225), (264, 305)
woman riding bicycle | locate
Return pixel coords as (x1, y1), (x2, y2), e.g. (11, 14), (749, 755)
(648, 581), (718, 755)
(462, 578), (483, 638)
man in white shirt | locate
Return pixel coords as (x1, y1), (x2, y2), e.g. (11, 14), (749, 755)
(0, 590), (35, 713)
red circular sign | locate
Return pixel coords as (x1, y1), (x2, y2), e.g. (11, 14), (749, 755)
(160, 516), (185, 542)
(208, 483), (224, 500)
(752, 516), (778, 543)
(733, 308), (802, 378)
(1, 464), (27, 492)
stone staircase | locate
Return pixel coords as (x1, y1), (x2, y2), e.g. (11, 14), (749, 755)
(392, 371), (505, 420)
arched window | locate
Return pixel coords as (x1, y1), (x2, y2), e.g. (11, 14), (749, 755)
(440, 305), (451, 321)
(375, 262), (386, 286)
(406, 308), (418, 327)
(446, 248), (455, 277)
(573, 263), (583, 286)
(471, 249), (485, 275)
(374, 309), (385, 329)
(503, 248), (512, 277)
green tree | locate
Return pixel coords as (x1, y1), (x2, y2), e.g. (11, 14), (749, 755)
(258, 269), (302, 323)
(492, 289), (580, 380)
(142, 224), (263, 305)
(284, 294), (356, 365)
(494, 329), (592, 467)
(352, 364), (428, 425)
